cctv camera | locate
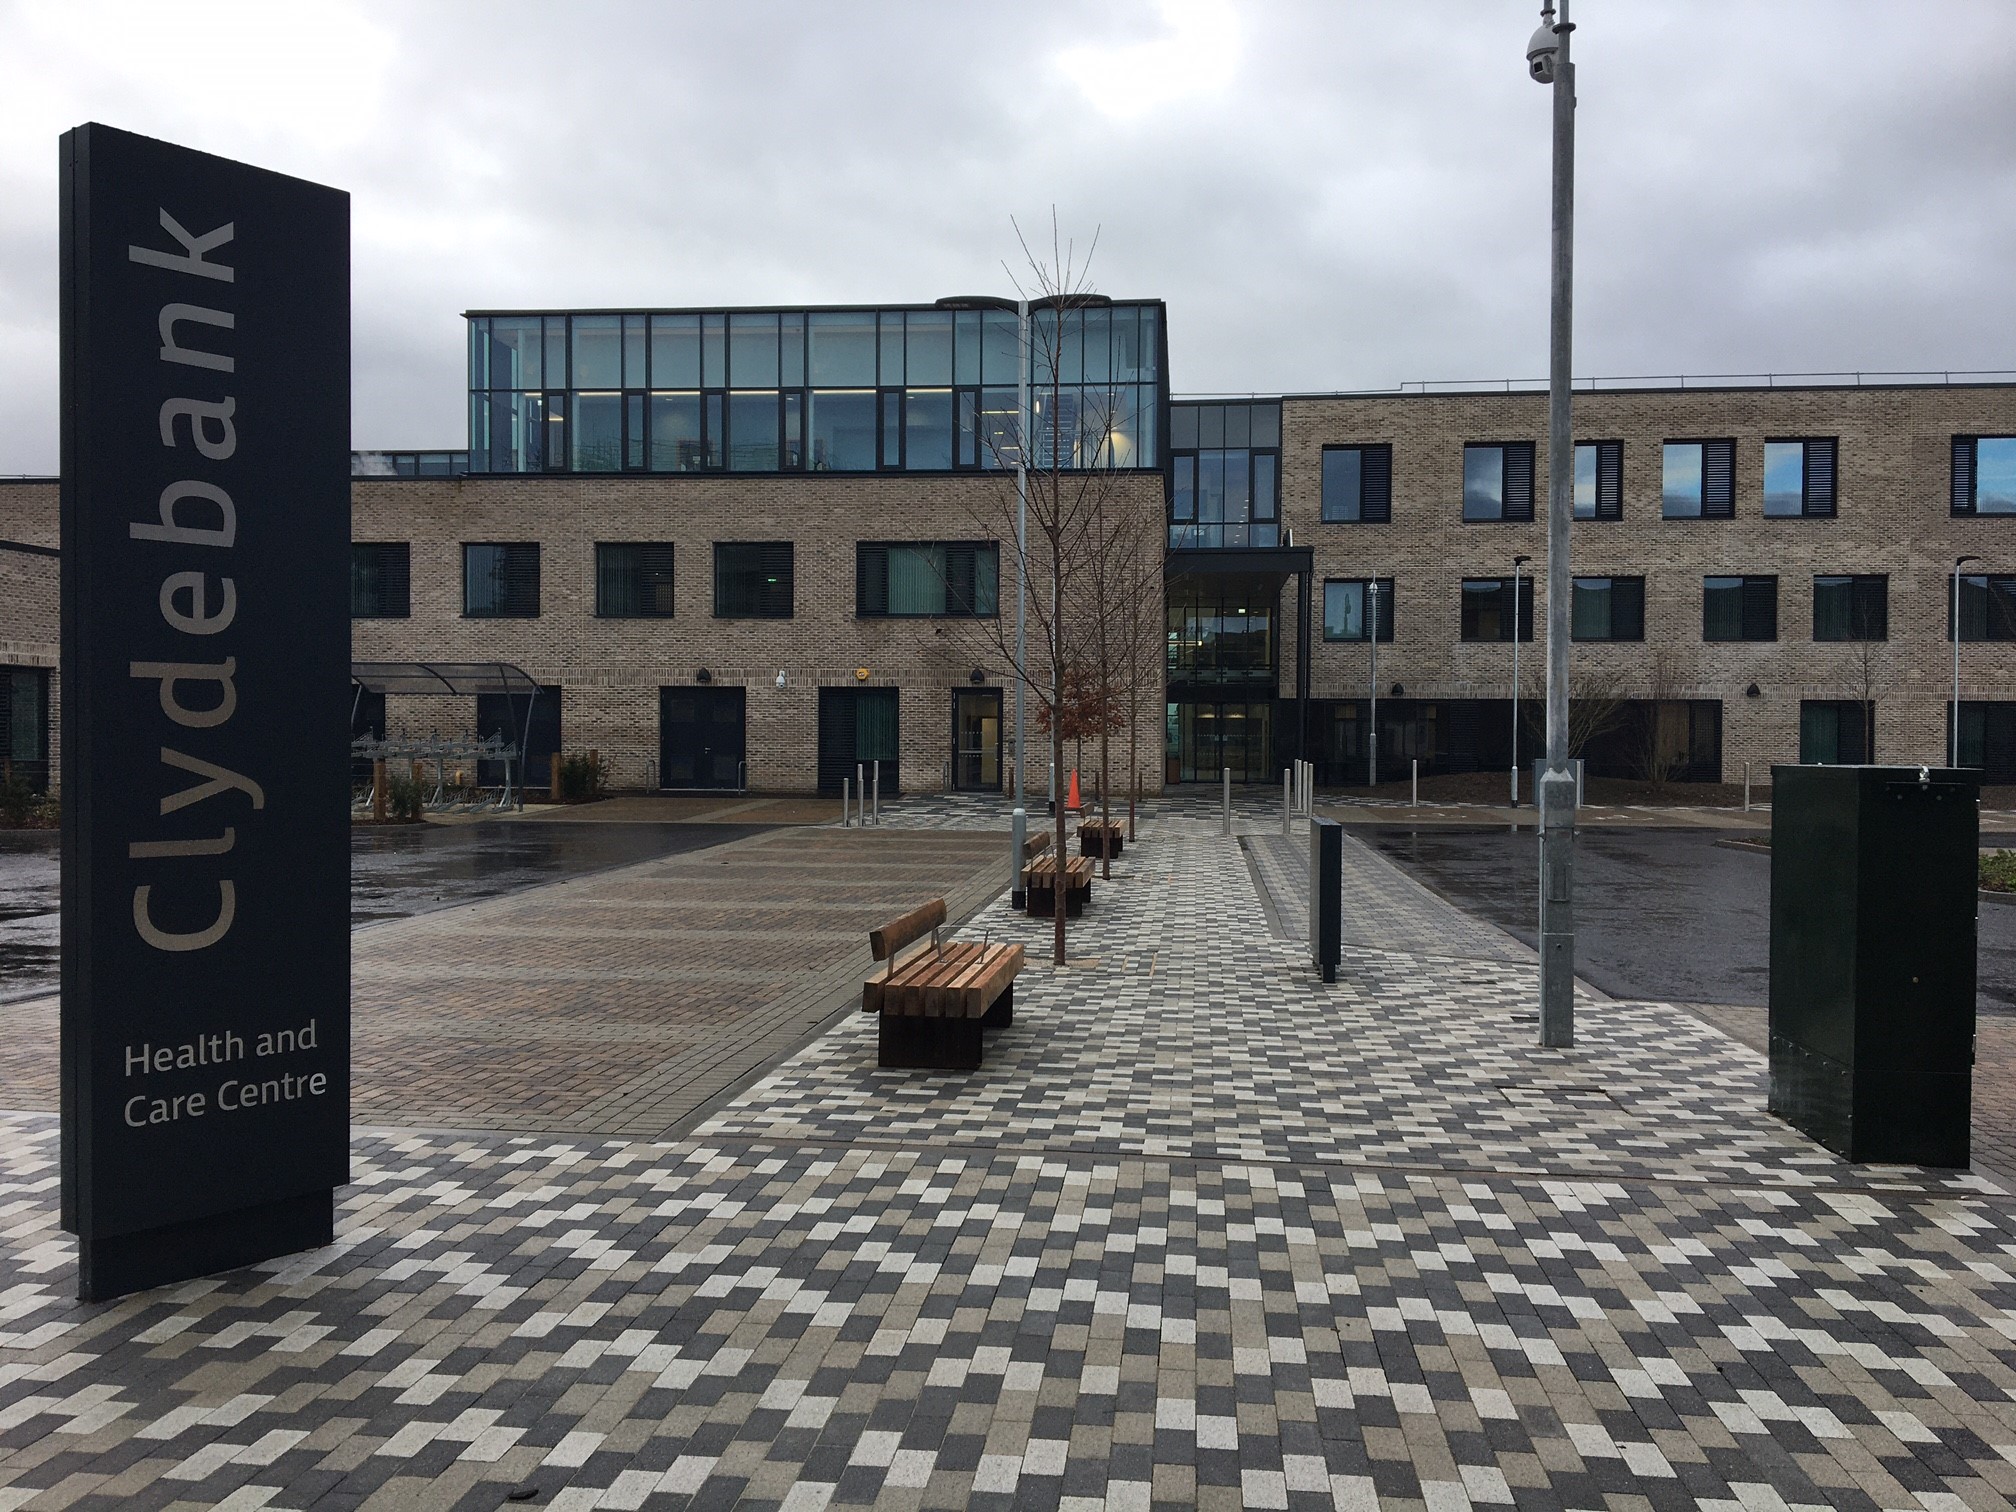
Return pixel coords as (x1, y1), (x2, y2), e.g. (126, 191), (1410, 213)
(1527, 22), (1558, 82)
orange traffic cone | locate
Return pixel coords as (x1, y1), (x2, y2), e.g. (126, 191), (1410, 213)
(1065, 769), (1083, 813)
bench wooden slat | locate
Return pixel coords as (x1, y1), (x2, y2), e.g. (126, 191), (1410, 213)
(870, 897), (947, 962)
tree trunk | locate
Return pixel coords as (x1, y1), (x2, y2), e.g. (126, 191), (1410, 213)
(1099, 727), (1112, 880)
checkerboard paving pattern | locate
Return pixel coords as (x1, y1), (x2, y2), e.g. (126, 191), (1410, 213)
(3, 829), (2015, 1509)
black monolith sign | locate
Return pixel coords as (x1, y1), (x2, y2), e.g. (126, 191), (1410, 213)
(59, 124), (350, 1301)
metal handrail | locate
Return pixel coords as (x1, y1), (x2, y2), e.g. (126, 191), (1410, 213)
(1174, 369), (2016, 402)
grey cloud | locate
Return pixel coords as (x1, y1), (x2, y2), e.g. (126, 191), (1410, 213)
(0, 0), (2010, 474)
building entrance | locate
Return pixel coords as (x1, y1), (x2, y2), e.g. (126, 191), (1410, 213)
(952, 689), (1001, 791)
(1167, 701), (1273, 784)
(659, 685), (746, 789)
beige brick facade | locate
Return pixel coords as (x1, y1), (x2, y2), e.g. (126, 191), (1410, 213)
(1279, 383), (2016, 779)
(0, 482), (60, 789)
(10, 380), (2016, 795)
(354, 469), (1166, 796)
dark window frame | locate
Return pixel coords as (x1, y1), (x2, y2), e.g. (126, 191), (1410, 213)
(855, 540), (1001, 619)
(1321, 577), (1396, 642)
(594, 542), (677, 619)
(1811, 573), (1886, 642)
(1569, 575), (1646, 642)
(1572, 440), (1624, 522)
(1702, 574), (1777, 642)
(1459, 576), (1536, 642)
(713, 541), (795, 619)
(1949, 573), (2016, 642)
(1662, 438), (1737, 520)
(461, 541), (541, 619)
(1461, 441), (1536, 523)
(1764, 436), (1838, 519)
(1952, 435), (2016, 516)
(350, 541), (411, 619)
(1319, 444), (1393, 524)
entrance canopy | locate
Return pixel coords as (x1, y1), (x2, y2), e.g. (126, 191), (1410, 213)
(350, 661), (541, 697)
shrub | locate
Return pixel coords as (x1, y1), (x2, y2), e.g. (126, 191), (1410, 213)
(1981, 850), (2016, 893)
(0, 773), (39, 828)
(558, 754), (608, 803)
(385, 769), (425, 822)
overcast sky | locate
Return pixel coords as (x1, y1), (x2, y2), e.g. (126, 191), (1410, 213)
(0, 0), (2011, 473)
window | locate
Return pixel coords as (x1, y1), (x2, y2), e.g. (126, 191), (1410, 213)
(463, 543), (539, 618)
(1812, 574), (1886, 641)
(1662, 440), (1735, 518)
(1800, 701), (1872, 765)
(856, 542), (999, 617)
(1949, 574), (2016, 641)
(713, 542), (794, 618)
(1573, 441), (1622, 520)
(1460, 577), (1535, 642)
(1462, 442), (1535, 521)
(1322, 579), (1395, 641)
(1953, 702), (2016, 780)
(1570, 576), (1645, 641)
(1952, 437), (2016, 515)
(1764, 438), (1837, 517)
(1320, 445), (1392, 523)
(1, 667), (49, 791)
(596, 543), (676, 618)
(468, 304), (1163, 475)
(1170, 401), (1280, 547)
(1703, 575), (1776, 641)
(350, 542), (410, 618)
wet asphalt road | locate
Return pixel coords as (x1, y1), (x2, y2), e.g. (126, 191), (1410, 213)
(1361, 825), (2016, 1015)
(0, 821), (764, 1004)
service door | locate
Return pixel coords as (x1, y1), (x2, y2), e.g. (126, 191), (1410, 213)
(660, 686), (746, 790)
(952, 689), (1002, 791)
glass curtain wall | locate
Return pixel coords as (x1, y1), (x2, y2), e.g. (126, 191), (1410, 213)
(469, 304), (1164, 475)
(1168, 402), (1281, 548)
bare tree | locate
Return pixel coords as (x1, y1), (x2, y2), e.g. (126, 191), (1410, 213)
(1839, 637), (1884, 762)
(1521, 659), (1629, 761)
(1633, 648), (1690, 791)
(943, 219), (1138, 963)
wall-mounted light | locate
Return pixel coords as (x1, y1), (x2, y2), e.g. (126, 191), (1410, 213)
(855, 667), (871, 682)
(1390, 683), (1404, 697)
(775, 669), (787, 690)
(969, 667), (986, 685)
(696, 668), (712, 684)
(1745, 682), (1761, 698)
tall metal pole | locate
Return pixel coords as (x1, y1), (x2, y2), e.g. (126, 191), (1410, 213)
(1367, 579), (1380, 788)
(1014, 298), (1030, 806)
(1954, 555), (1978, 767)
(1537, 0), (1577, 1047)
(1512, 554), (1529, 806)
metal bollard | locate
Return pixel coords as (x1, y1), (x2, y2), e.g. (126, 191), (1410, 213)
(872, 760), (880, 825)
(1283, 769), (1292, 836)
(1412, 757), (1418, 808)
(842, 777), (852, 826)
(1744, 760), (1752, 812)
(1222, 765), (1232, 835)
(1011, 806), (1028, 907)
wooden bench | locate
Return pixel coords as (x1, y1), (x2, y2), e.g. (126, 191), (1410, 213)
(1079, 819), (1125, 859)
(862, 898), (1024, 1071)
(1022, 853), (1094, 917)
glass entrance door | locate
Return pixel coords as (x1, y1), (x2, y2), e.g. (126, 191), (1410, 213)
(952, 689), (1002, 791)
(1169, 700), (1273, 783)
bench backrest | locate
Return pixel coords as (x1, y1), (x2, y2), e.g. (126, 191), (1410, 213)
(870, 897), (947, 962)
(1022, 831), (1052, 862)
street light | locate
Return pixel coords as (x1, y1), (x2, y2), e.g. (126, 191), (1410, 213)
(1529, 0), (1577, 1048)
(1512, 554), (1531, 806)
(1367, 577), (1381, 789)
(1954, 554), (1980, 767)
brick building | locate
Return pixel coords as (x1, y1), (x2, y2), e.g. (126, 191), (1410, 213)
(3, 293), (2014, 798)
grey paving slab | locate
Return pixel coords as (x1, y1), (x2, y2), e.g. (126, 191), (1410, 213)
(0, 824), (2012, 1511)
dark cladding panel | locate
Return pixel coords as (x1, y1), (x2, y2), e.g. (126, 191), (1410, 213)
(60, 124), (350, 1300)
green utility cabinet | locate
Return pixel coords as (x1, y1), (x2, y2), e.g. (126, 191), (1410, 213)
(1768, 764), (1978, 1165)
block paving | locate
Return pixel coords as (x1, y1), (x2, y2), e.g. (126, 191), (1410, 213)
(2, 807), (2016, 1508)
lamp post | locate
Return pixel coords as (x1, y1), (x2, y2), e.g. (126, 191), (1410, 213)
(1527, 0), (1577, 1047)
(1512, 553), (1530, 806)
(1955, 554), (1980, 767)
(1015, 299), (1030, 807)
